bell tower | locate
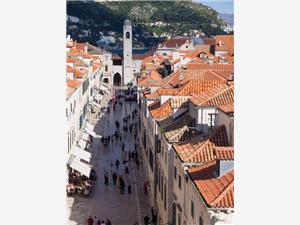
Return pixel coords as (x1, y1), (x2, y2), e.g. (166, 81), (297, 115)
(123, 19), (133, 85)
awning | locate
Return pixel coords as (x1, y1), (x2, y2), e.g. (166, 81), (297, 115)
(86, 122), (94, 131)
(96, 93), (104, 99)
(73, 146), (91, 162)
(94, 94), (103, 102)
(81, 133), (90, 142)
(92, 101), (101, 108)
(69, 158), (91, 177)
(78, 139), (87, 149)
(85, 128), (96, 138)
(99, 85), (108, 91)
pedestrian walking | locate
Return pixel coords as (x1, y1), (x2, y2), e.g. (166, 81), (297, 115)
(97, 220), (101, 225)
(143, 215), (150, 225)
(119, 176), (125, 195)
(87, 216), (94, 225)
(105, 219), (112, 225)
(104, 170), (109, 186)
(115, 159), (120, 170)
(127, 179), (131, 195)
(112, 172), (117, 185)
(93, 216), (98, 225)
(122, 143), (125, 152)
(144, 181), (149, 195)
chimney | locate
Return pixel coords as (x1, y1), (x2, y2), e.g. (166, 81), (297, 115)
(217, 159), (234, 177)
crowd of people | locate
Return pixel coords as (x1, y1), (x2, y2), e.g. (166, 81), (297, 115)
(84, 88), (158, 225)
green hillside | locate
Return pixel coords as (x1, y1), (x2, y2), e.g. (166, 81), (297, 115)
(67, 1), (227, 48)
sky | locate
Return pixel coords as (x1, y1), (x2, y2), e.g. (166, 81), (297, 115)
(193, 0), (234, 14)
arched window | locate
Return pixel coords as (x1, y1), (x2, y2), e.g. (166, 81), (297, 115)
(126, 31), (130, 39)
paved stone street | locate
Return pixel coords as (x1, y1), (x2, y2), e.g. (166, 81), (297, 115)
(67, 87), (151, 225)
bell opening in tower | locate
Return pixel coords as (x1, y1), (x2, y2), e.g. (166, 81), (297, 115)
(126, 31), (130, 39)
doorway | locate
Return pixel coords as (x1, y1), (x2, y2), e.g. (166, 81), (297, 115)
(113, 73), (121, 86)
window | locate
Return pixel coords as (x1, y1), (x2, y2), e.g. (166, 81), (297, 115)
(70, 104), (73, 114)
(165, 151), (167, 164)
(174, 166), (177, 181)
(208, 113), (217, 128)
(199, 216), (203, 225)
(74, 100), (76, 110)
(186, 45), (188, 49)
(191, 200), (194, 218)
(66, 108), (68, 117)
(158, 169), (160, 192)
(178, 175), (181, 190)
(126, 31), (130, 39)
(105, 65), (108, 72)
(149, 150), (153, 171)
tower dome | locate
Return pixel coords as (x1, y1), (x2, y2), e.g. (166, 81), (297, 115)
(124, 19), (131, 26)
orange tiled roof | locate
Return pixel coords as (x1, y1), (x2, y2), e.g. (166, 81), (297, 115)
(218, 103), (234, 114)
(211, 70), (234, 80)
(67, 79), (81, 88)
(68, 47), (81, 56)
(173, 125), (229, 163)
(214, 147), (234, 161)
(162, 69), (228, 88)
(150, 99), (173, 120)
(187, 62), (233, 71)
(188, 162), (234, 208)
(66, 57), (75, 63)
(176, 80), (224, 96)
(138, 70), (162, 87)
(161, 111), (199, 142)
(189, 83), (234, 107)
(66, 65), (73, 73)
(215, 35), (234, 55)
(202, 38), (216, 46)
(145, 87), (178, 100)
(148, 99), (161, 111)
(73, 67), (87, 78)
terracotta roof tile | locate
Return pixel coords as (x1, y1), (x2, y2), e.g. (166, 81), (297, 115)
(189, 162), (234, 208)
(176, 80), (224, 96)
(215, 35), (234, 55)
(150, 99), (173, 120)
(190, 83), (234, 107)
(148, 99), (161, 111)
(173, 125), (229, 163)
(67, 79), (81, 88)
(187, 62), (233, 71)
(214, 147), (234, 161)
(138, 70), (162, 87)
(161, 112), (199, 142)
(202, 38), (216, 46)
(218, 103), (234, 115)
